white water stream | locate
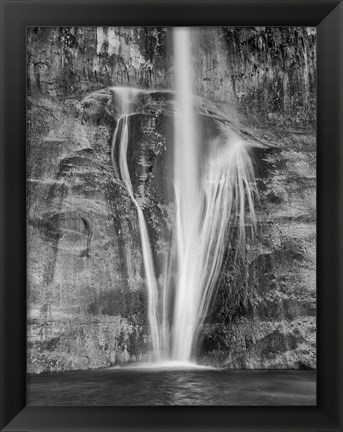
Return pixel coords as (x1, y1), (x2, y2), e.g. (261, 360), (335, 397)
(110, 28), (256, 363)
(111, 88), (161, 360)
(171, 28), (256, 361)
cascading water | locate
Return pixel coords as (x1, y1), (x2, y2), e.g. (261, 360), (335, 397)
(110, 87), (161, 360)
(110, 28), (257, 365)
(171, 28), (257, 362)
(172, 28), (202, 361)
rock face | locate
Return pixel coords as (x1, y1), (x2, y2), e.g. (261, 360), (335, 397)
(27, 88), (174, 372)
(27, 27), (316, 124)
(27, 26), (316, 373)
(225, 27), (316, 125)
(27, 27), (172, 98)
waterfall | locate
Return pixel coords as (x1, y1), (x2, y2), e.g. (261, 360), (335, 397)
(109, 28), (257, 364)
(172, 28), (202, 361)
(171, 28), (257, 362)
(111, 88), (161, 360)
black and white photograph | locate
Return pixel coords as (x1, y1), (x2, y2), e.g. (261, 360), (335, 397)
(26, 26), (316, 406)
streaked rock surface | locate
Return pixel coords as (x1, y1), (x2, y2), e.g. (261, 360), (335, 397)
(27, 27), (316, 373)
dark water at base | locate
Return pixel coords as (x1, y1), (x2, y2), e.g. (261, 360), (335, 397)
(27, 365), (316, 406)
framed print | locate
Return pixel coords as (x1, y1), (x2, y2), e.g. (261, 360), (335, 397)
(1, 0), (342, 431)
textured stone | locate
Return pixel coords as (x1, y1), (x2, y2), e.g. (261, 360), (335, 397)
(27, 27), (316, 372)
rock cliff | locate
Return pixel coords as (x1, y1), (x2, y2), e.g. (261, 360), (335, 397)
(27, 26), (316, 373)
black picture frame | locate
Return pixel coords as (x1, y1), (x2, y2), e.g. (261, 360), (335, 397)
(1, 0), (342, 430)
